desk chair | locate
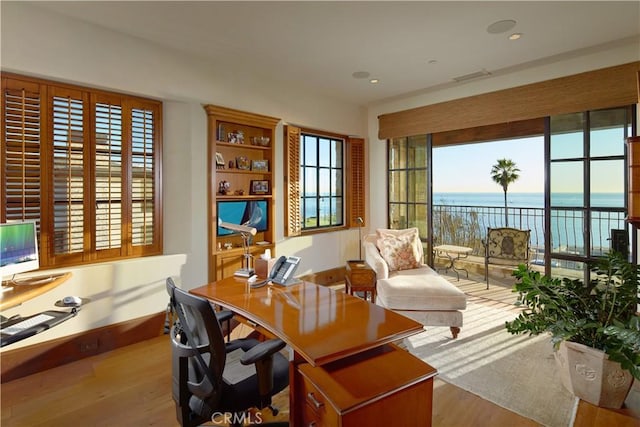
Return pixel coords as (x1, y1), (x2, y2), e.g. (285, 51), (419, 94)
(166, 278), (289, 427)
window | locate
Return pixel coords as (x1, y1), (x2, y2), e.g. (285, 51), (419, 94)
(284, 125), (364, 236)
(1, 74), (162, 269)
(300, 132), (344, 230)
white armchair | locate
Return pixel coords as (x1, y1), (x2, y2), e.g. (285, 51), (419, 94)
(363, 229), (467, 338)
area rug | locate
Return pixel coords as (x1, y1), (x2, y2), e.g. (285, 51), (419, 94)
(404, 297), (579, 427)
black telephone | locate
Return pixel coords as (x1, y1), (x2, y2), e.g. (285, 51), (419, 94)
(269, 256), (301, 286)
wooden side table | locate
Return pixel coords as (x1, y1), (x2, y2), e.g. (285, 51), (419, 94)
(345, 260), (377, 303)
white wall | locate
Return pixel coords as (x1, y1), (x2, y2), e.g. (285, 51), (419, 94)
(0, 2), (366, 345)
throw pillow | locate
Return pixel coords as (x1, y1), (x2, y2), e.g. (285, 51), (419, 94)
(375, 228), (422, 271)
(376, 228), (424, 261)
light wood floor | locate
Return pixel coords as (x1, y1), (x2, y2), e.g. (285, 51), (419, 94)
(1, 272), (638, 426)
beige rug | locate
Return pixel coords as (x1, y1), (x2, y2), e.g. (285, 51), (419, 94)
(405, 297), (579, 427)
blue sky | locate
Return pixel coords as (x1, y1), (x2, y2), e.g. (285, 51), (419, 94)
(433, 136), (545, 193)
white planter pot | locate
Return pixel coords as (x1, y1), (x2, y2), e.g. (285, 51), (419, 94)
(554, 341), (634, 409)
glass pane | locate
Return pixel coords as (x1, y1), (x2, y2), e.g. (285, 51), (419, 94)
(303, 197), (317, 228)
(332, 139), (343, 168)
(408, 135), (427, 169)
(590, 108), (626, 157)
(591, 211), (626, 256)
(550, 113), (584, 159)
(550, 259), (585, 280)
(550, 162), (583, 206)
(303, 135), (317, 166)
(304, 167), (316, 197)
(331, 169), (342, 196)
(550, 208), (585, 256)
(389, 203), (407, 229)
(389, 138), (407, 170)
(590, 160), (623, 207)
(319, 168), (330, 197)
(388, 171), (406, 202)
(319, 138), (330, 167)
(333, 197), (343, 225)
(408, 203), (428, 242)
(319, 196), (330, 226)
(408, 170), (427, 203)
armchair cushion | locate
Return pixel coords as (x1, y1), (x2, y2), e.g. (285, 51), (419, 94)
(375, 227), (423, 271)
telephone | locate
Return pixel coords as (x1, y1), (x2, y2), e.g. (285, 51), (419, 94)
(268, 256), (301, 286)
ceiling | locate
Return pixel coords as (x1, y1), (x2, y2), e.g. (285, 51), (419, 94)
(32, 1), (640, 106)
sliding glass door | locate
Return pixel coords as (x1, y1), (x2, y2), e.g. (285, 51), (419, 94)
(546, 107), (633, 281)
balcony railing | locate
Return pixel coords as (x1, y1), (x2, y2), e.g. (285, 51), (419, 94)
(432, 204), (627, 260)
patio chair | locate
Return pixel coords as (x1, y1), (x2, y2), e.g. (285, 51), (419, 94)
(483, 227), (531, 289)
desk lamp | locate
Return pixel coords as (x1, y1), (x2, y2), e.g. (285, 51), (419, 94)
(218, 218), (257, 277)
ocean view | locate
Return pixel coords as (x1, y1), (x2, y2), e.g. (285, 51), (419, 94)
(433, 192), (624, 208)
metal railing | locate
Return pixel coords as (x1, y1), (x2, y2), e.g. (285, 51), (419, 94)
(432, 204), (626, 259)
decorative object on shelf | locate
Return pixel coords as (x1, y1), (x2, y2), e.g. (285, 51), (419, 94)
(250, 180), (270, 195)
(235, 189), (244, 196)
(224, 242), (233, 250)
(215, 152), (225, 169)
(236, 130), (244, 144)
(251, 159), (269, 172)
(228, 160), (235, 169)
(236, 156), (250, 170)
(251, 136), (270, 147)
(218, 180), (231, 195)
(227, 132), (238, 143)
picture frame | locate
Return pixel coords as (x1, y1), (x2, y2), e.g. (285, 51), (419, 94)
(215, 152), (225, 169)
(251, 159), (269, 172)
(250, 180), (270, 195)
(236, 156), (250, 170)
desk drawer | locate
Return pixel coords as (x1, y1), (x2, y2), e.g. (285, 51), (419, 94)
(299, 371), (339, 427)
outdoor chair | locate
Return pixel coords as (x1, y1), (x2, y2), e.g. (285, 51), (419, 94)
(483, 227), (531, 289)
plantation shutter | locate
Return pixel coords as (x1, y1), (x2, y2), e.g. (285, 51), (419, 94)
(284, 125), (302, 237)
(130, 103), (158, 253)
(2, 80), (42, 226)
(347, 137), (366, 227)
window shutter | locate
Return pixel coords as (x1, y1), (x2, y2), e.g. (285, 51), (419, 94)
(51, 89), (89, 261)
(130, 105), (157, 251)
(2, 79), (42, 225)
(284, 125), (301, 236)
(347, 137), (366, 227)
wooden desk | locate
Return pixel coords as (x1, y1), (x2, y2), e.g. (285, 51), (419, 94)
(190, 277), (437, 426)
(1, 272), (72, 311)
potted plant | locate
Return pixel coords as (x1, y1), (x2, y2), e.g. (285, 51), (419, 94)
(505, 252), (639, 408)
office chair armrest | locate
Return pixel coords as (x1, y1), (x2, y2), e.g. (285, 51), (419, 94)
(215, 309), (234, 323)
(240, 338), (286, 365)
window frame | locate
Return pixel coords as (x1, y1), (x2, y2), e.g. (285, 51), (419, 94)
(1, 73), (163, 270)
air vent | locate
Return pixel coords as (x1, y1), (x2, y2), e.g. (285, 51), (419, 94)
(452, 69), (492, 82)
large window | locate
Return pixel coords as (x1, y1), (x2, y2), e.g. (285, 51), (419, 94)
(1, 74), (162, 269)
(300, 132), (344, 230)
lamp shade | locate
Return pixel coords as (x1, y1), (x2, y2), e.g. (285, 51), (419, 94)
(627, 136), (640, 225)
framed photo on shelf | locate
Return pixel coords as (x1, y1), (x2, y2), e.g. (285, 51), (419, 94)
(215, 152), (225, 169)
(251, 159), (269, 172)
(236, 156), (250, 170)
(250, 180), (270, 195)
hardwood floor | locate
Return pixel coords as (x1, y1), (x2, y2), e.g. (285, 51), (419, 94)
(1, 273), (638, 426)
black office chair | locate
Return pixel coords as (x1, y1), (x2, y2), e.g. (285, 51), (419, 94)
(166, 278), (289, 427)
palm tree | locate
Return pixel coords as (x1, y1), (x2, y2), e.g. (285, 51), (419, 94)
(490, 158), (520, 226)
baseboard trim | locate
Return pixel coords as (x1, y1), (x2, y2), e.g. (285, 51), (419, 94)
(0, 311), (166, 383)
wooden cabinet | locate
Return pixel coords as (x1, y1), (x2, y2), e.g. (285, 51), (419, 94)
(295, 344), (435, 426)
(204, 105), (280, 282)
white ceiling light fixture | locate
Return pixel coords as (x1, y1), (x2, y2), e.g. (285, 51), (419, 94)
(509, 33), (523, 40)
(487, 19), (517, 34)
(369, 78), (380, 84)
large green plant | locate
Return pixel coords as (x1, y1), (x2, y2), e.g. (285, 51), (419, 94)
(505, 252), (640, 380)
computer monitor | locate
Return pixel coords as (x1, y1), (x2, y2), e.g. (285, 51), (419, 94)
(0, 220), (40, 280)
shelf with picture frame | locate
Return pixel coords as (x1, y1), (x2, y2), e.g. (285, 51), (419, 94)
(205, 104), (279, 282)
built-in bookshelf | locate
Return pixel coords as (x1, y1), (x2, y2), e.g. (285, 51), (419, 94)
(204, 105), (280, 281)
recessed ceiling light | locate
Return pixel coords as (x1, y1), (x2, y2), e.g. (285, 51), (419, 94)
(427, 59), (438, 65)
(509, 33), (522, 40)
(352, 71), (370, 79)
(487, 19), (517, 34)
(369, 79), (379, 84)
